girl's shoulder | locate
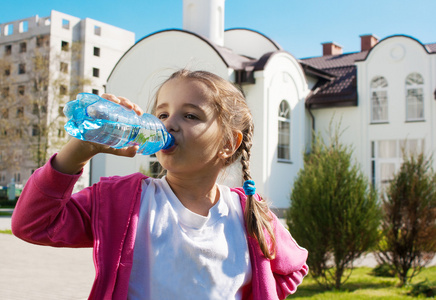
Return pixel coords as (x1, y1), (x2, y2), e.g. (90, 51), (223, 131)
(99, 172), (148, 183)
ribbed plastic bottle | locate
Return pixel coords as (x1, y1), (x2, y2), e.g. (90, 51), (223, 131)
(63, 93), (174, 155)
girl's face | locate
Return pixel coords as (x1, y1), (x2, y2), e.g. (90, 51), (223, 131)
(155, 78), (226, 177)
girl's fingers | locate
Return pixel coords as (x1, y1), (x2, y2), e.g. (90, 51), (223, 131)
(101, 94), (143, 116)
(102, 145), (139, 157)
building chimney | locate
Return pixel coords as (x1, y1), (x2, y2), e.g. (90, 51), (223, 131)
(322, 42), (343, 56)
(183, 0), (225, 46)
(360, 34), (378, 52)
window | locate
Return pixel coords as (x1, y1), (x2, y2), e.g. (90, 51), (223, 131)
(278, 100), (291, 161)
(92, 89), (99, 95)
(58, 127), (66, 138)
(14, 173), (21, 183)
(93, 68), (100, 78)
(61, 41), (69, 51)
(5, 24), (13, 36)
(17, 85), (25, 96)
(370, 76), (388, 123)
(15, 128), (23, 138)
(2, 87), (9, 97)
(16, 106), (24, 118)
(60, 85), (68, 96)
(32, 103), (47, 115)
(19, 20), (28, 33)
(94, 25), (101, 36)
(371, 139), (425, 191)
(405, 73), (424, 121)
(36, 36), (43, 47)
(60, 62), (68, 73)
(62, 19), (70, 29)
(5, 45), (12, 55)
(32, 125), (40, 136)
(18, 63), (26, 74)
(19, 42), (27, 53)
(4, 66), (11, 76)
(1, 108), (8, 118)
(36, 35), (48, 47)
(93, 47), (100, 57)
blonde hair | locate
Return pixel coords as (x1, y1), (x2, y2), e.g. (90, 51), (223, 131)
(154, 69), (276, 259)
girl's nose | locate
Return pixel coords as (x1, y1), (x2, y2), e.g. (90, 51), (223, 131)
(163, 115), (179, 133)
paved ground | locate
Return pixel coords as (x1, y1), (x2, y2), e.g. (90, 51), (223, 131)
(1, 211), (434, 299)
(0, 214), (94, 300)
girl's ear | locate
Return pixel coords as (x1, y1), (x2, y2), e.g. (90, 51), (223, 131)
(219, 131), (243, 159)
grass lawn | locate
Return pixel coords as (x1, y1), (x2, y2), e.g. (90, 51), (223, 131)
(288, 266), (436, 299)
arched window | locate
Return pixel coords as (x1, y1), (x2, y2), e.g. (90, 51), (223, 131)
(405, 73), (424, 121)
(278, 100), (291, 161)
(370, 76), (388, 123)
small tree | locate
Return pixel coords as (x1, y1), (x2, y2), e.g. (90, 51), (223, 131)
(0, 39), (92, 179)
(287, 130), (381, 290)
(376, 152), (436, 286)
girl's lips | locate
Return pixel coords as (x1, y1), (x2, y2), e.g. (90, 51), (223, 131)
(160, 143), (177, 154)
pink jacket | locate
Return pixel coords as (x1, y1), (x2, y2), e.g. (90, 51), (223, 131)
(12, 155), (308, 299)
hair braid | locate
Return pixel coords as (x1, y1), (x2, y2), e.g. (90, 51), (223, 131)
(241, 125), (276, 259)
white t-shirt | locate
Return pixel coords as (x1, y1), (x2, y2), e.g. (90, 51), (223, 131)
(128, 177), (252, 300)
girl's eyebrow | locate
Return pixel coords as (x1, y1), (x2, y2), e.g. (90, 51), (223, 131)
(156, 102), (208, 114)
(155, 103), (168, 111)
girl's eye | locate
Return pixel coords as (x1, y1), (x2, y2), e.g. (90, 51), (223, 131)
(158, 113), (168, 120)
(185, 114), (198, 120)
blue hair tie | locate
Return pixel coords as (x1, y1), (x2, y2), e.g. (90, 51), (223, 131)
(243, 180), (256, 196)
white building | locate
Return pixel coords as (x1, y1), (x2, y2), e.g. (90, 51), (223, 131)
(4, 3), (430, 212)
(91, 0), (309, 213)
(94, 0), (436, 213)
(0, 10), (135, 190)
(303, 35), (436, 193)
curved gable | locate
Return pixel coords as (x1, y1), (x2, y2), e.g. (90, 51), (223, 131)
(224, 28), (282, 59)
(106, 29), (242, 108)
(357, 34), (432, 62)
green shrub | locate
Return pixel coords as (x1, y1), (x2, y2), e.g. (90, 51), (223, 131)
(287, 128), (381, 290)
(371, 263), (395, 277)
(376, 152), (436, 286)
(408, 280), (435, 297)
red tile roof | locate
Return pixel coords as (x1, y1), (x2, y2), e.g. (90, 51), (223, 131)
(301, 51), (368, 69)
(301, 41), (436, 108)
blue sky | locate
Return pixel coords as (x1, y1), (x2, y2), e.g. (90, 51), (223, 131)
(1, 0), (435, 59)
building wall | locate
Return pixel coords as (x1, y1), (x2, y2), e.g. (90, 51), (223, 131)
(314, 36), (436, 192)
(102, 31), (310, 210)
(0, 11), (134, 189)
(97, 30), (231, 184)
(258, 53), (309, 208)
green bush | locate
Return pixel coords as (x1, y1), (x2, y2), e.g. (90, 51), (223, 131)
(371, 263), (395, 277)
(287, 129), (381, 290)
(408, 280), (435, 297)
(376, 152), (436, 286)
(0, 198), (18, 208)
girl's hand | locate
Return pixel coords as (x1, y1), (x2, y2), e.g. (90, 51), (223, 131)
(86, 93), (144, 156)
(53, 94), (144, 174)
(101, 93), (144, 116)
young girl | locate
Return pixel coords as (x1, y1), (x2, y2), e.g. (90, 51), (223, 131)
(12, 69), (308, 299)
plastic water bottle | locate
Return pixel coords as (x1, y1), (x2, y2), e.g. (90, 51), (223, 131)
(63, 93), (174, 155)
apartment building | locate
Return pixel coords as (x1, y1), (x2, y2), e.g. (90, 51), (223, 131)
(0, 10), (135, 190)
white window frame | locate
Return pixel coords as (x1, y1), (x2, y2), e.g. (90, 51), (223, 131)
(405, 73), (424, 121)
(277, 100), (291, 162)
(371, 139), (425, 192)
(370, 76), (388, 123)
